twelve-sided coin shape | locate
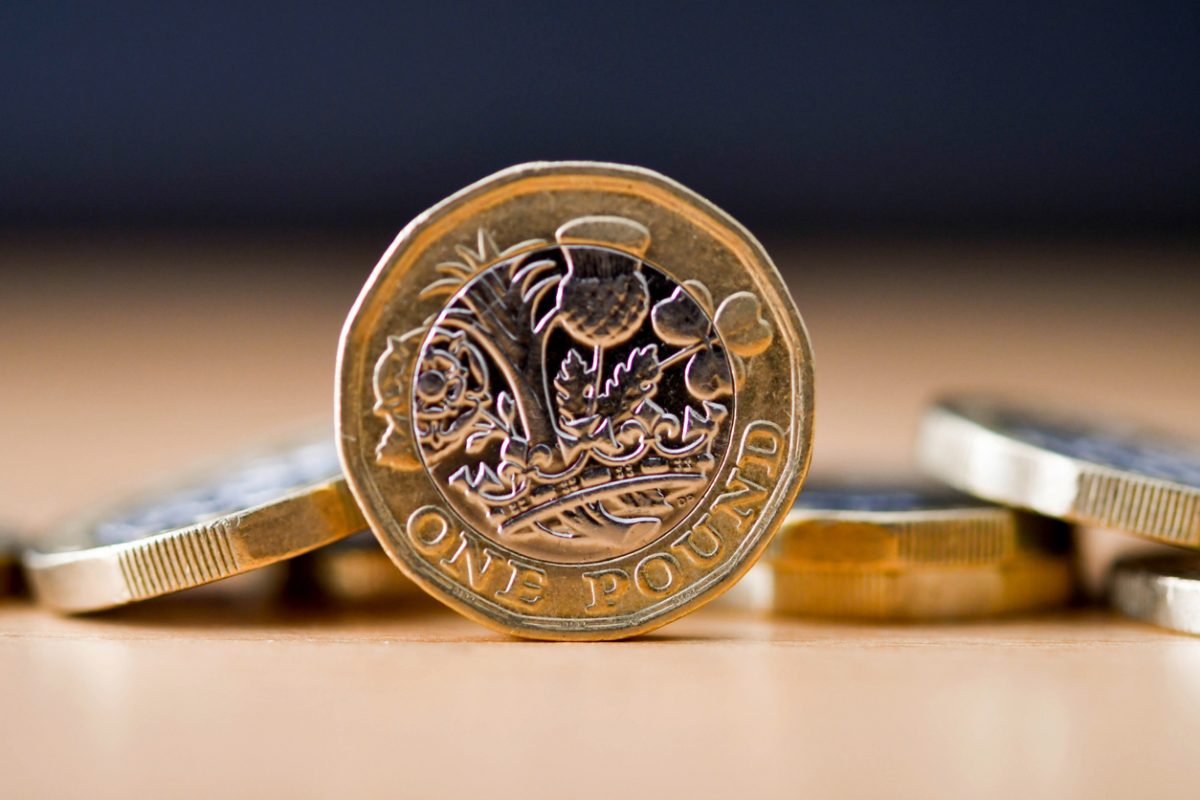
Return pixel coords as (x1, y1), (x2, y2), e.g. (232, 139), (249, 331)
(337, 161), (814, 639)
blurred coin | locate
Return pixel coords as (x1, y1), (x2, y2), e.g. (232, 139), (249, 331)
(768, 482), (1074, 620)
(773, 483), (1070, 568)
(1110, 554), (1200, 635)
(289, 531), (420, 604)
(917, 396), (1200, 549)
(25, 433), (363, 613)
(772, 557), (1074, 621)
(0, 529), (19, 595)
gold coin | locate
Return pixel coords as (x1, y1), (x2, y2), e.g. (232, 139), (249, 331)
(772, 483), (1070, 569)
(917, 395), (1200, 549)
(290, 531), (421, 604)
(772, 557), (1075, 621)
(766, 482), (1074, 620)
(337, 161), (814, 640)
(25, 435), (363, 613)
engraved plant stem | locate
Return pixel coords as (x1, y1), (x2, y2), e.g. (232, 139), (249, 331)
(529, 330), (560, 446)
(658, 334), (720, 370)
(478, 406), (514, 437)
(439, 311), (556, 449)
(589, 344), (603, 416)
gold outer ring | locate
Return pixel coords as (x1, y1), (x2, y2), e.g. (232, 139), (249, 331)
(1110, 555), (1200, 635)
(25, 440), (364, 613)
(916, 397), (1200, 549)
(764, 484), (1074, 620)
(771, 557), (1074, 620)
(771, 501), (1070, 569)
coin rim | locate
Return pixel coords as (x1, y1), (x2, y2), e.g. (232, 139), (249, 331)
(23, 436), (362, 613)
(771, 556), (1075, 620)
(916, 396), (1200, 548)
(772, 501), (1070, 568)
(1110, 554), (1200, 635)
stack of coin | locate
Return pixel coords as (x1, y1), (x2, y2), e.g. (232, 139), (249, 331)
(766, 484), (1075, 621)
(917, 395), (1200, 635)
(11, 166), (1197, 642)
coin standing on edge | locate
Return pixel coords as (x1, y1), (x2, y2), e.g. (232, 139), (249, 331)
(25, 436), (364, 613)
(337, 161), (814, 640)
(1110, 554), (1200, 635)
(917, 396), (1200, 549)
(769, 483), (1075, 620)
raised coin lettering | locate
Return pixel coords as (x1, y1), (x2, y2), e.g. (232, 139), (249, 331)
(406, 505), (453, 553)
(583, 568), (630, 613)
(670, 513), (723, 564)
(635, 553), (681, 597)
(496, 558), (548, 607)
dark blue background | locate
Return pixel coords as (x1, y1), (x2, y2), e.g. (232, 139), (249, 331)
(2, 3), (1197, 234)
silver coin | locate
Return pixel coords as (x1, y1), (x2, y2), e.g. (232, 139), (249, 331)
(1110, 555), (1200, 635)
(795, 482), (987, 514)
(917, 396), (1200, 548)
(25, 431), (361, 613)
(90, 439), (341, 547)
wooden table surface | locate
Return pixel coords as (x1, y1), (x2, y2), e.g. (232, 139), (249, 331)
(2, 235), (1198, 798)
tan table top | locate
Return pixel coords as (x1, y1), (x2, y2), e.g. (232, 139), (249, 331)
(1, 235), (1198, 798)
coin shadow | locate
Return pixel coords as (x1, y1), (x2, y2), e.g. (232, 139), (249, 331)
(619, 632), (730, 644)
(79, 588), (459, 632)
(70, 584), (738, 640)
(770, 606), (1090, 631)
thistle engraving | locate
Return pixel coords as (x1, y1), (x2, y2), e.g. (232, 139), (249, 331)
(373, 217), (773, 562)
